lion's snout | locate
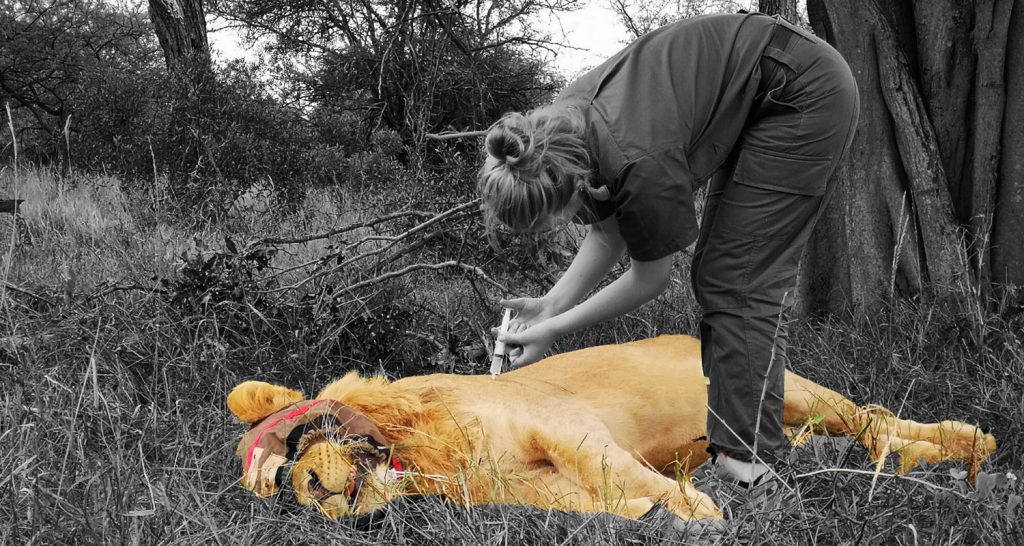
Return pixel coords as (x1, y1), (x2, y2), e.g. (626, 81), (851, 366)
(293, 443), (356, 498)
(288, 440), (392, 518)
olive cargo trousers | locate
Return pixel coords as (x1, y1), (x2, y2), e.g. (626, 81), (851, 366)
(691, 18), (860, 463)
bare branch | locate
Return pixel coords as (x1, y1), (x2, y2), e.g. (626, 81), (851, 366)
(266, 199), (481, 293)
(333, 260), (508, 295)
(260, 208), (440, 245)
(424, 129), (487, 140)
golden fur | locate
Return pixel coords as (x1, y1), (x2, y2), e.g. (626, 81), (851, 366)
(227, 335), (997, 521)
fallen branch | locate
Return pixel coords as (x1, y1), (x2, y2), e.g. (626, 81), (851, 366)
(424, 130), (487, 140)
(85, 283), (165, 303)
(3, 282), (55, 307)
(333, 261), (508, 296)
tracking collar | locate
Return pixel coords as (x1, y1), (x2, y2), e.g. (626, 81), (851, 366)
(238, 399), (389, 497)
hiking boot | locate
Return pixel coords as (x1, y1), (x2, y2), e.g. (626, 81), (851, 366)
(692, 461), (798, 521)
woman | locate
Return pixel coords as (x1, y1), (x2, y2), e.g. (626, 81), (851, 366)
(478, 11), (859, 489)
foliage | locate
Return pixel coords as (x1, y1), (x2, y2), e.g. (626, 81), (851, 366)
(213, 0), (572, 142)
(0, 0), (158, 162)
(609, 0), (744, 38)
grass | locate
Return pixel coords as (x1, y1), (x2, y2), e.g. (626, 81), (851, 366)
(1, 166), (1022, 544)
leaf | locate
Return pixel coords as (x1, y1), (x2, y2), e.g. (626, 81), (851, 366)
(225, 236), (237, 254)
(972, 471), (999, 501)
(1007, 494), (1021, 519)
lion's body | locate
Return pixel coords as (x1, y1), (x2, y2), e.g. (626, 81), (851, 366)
(322, 335), (711, 473)
(229, 334), (997, 521)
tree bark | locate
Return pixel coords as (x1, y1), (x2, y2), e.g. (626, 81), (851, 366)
(870, 0), (973, 293)
(994, 1), (1024, 292)
(146, 0), (215, 200)
(758, 0), (799, 22)
(147, 0), (211, 81)
(800, 0), (924, 315)
(966, 0), (1014, 290)
(801, 0), (1024, 314)
(911, 0), (974, 209)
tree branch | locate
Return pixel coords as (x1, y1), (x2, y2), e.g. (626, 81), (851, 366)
(424, 129), (487, 140)
(333, 260), (507, 295)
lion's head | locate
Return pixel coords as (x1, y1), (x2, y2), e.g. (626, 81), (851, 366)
(226, 381), (400, 518)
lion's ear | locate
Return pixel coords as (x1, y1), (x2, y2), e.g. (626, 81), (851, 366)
(227, 381), (305, 424)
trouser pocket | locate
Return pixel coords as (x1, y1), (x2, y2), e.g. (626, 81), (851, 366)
(692, 175), (822, 313)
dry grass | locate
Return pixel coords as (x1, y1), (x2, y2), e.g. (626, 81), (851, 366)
(0, 167), (1022, 544)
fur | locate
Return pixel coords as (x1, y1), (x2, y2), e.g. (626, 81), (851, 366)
(227, 334), (997, 521)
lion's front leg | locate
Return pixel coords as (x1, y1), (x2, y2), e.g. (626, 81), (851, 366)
(783, 371), (997, 478)
(524, 421), (723, 521)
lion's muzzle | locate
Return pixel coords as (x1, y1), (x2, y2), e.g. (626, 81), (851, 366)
(236, 399), (389, 499)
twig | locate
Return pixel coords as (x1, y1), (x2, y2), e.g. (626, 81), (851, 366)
(84, 283), (165, 303)
(260, 208), (439, 246)
(3, 102), (20, 328)
(403, 329), (446, 352)
(424, 130), (487, 140)
(333, 261), (508, 296)
(269, 200), (480, 294)
(796, 468), (970, 499)
(3, 282), (54, 307)
(752, 291), (790, 463)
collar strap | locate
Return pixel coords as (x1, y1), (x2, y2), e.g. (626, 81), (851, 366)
(238, 399), (389, 495)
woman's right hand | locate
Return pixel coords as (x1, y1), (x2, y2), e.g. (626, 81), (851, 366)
(494, 296), (558, 363)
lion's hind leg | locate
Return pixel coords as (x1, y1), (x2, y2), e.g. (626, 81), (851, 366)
(525, 420), (723, 521)
(783, 372), (997, 477)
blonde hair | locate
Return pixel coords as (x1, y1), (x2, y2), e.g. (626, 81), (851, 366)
(477, 105), (592, 235)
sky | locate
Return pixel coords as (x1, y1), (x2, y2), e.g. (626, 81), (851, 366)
(206, 1), (632, 79)
(535, 2), (632, 77)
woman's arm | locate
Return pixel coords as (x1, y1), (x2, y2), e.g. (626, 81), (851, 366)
(544, 216), (628, 313)
(500, 216), (625, 327)
(500, 224), (673, 368)
(545, 255), (672, 339)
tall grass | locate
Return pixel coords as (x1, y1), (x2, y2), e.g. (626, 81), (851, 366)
(0, 166), (1021, 544)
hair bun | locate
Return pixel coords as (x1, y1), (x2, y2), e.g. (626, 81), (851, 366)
(486, 122), (527, 167)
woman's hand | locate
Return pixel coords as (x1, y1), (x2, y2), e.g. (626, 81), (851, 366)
(499, 255), (673, 368)
(497, 319), (558, 369)
(500, 296), (556, 327)
(493, 296), (558, 367)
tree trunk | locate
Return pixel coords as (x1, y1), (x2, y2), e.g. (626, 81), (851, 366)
(966, 0), (1014, 291)
(147, 0), (215, 203)
(802, 0), (1020, 314)
(148, 0), (211, 82)
(994, 1), (1024, 293)
(758, 0), (799, 22)
(911, 0), (973, 209)
(800, 0), (922, 315)
(871, 0), (973, 293)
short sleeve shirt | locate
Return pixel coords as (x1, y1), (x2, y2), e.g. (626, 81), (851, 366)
(559, 13), (778, 261)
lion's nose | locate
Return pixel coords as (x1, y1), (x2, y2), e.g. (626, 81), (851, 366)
(306, 469), (330, 501)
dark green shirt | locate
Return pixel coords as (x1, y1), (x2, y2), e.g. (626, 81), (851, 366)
(559, 13), (778, 261)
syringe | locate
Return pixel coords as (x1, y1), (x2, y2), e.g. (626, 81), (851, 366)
(490, 308), (512, 379)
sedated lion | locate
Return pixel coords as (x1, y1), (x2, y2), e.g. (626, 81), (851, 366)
(227, 334), (997, 523)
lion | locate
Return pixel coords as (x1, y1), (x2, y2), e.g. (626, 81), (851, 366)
(227, 334), (997, 523)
